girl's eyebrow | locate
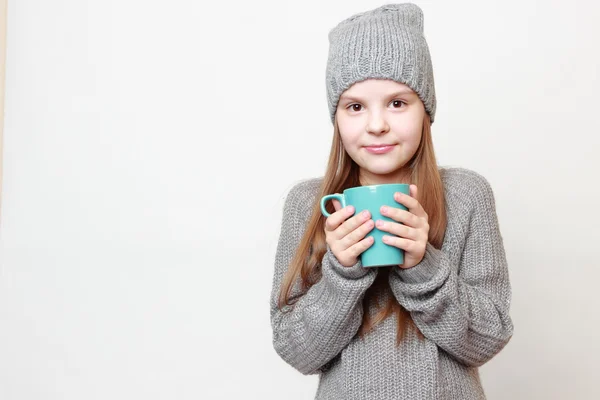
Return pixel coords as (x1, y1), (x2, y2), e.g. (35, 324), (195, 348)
(340, 90), (416, 102)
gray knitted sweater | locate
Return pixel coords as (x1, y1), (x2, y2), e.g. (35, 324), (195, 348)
(270, 167), (514, 399)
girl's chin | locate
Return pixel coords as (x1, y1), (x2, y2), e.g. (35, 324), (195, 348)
(361, 164), (406, 175)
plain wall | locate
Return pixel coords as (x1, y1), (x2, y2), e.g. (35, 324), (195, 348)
(1, 0), (599, 399)
(0, 0), (6, 216)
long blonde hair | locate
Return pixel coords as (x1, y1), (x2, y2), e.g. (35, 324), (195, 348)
(277, 112), (447, 347)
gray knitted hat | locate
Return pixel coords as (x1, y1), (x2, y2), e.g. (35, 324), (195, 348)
(326, 3), (436, 124)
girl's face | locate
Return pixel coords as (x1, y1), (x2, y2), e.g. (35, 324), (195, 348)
(335, 79), (425, 186)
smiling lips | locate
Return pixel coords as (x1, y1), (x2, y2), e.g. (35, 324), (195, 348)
(364, 144), (396, 154)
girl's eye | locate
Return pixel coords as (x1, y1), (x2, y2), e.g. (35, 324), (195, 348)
(347, 100), (405, 112)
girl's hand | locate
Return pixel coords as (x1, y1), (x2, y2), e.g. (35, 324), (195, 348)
(375, 185), (430, 269)
(324, 199), (376, 267)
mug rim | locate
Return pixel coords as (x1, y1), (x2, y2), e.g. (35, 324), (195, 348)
(344, 182), (410, 194)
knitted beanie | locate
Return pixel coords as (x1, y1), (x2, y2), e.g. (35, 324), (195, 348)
(325, 3), (437, 124)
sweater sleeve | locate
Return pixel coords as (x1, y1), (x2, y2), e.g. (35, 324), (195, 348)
(388, 176), (514, 368)
(270, 182), (378, 375)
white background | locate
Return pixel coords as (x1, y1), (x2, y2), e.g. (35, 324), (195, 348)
(1, 0), (599, 399)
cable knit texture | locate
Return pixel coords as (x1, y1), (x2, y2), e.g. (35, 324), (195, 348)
(269, 167), (514, 399)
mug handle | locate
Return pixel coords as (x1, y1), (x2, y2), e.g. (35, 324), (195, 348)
(320, 194), (346, 217)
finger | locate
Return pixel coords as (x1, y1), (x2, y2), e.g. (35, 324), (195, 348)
(381, 206), (420, 228)
(345, 235), (374, 259)
(393, 189), (419, 212)
(337, 209), (372, 240)
(341, 218), (375, 250)
(394, 186), (428, 220)
(411, 185), (429, 222)
(382, 235), (417, 252)
(376, 220), (419, 240)
(324, 205), (354, 232)
(332, 199), (341, 212)
(410, 184), (418, 202)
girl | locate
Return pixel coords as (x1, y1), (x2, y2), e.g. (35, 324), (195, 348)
(269, 3), (514, 399)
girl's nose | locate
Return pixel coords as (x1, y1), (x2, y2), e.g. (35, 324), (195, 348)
(367, 113), (390, 135)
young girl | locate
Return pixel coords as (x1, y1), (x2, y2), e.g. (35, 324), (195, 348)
(270, 3), (514, 399)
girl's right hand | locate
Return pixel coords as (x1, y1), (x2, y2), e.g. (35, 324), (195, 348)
(324, 199), (375, 267)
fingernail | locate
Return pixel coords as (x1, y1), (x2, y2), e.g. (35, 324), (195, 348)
(362, 210), (369, 218)
(376, 220), (384, 228)
(348, 206), (354, 213)
(381, 206), (388, 213)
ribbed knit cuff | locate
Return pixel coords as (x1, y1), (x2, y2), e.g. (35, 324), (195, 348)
(394, 242), (443, 284)
(325, 245), (372, 279)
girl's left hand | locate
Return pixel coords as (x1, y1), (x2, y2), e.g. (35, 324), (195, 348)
(376, 184), (430, 269)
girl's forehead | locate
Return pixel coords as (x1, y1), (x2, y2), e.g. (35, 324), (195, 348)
(341, 79), (416, 98)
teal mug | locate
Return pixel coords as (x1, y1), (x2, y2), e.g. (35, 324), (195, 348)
(320, 183), (410, 267)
